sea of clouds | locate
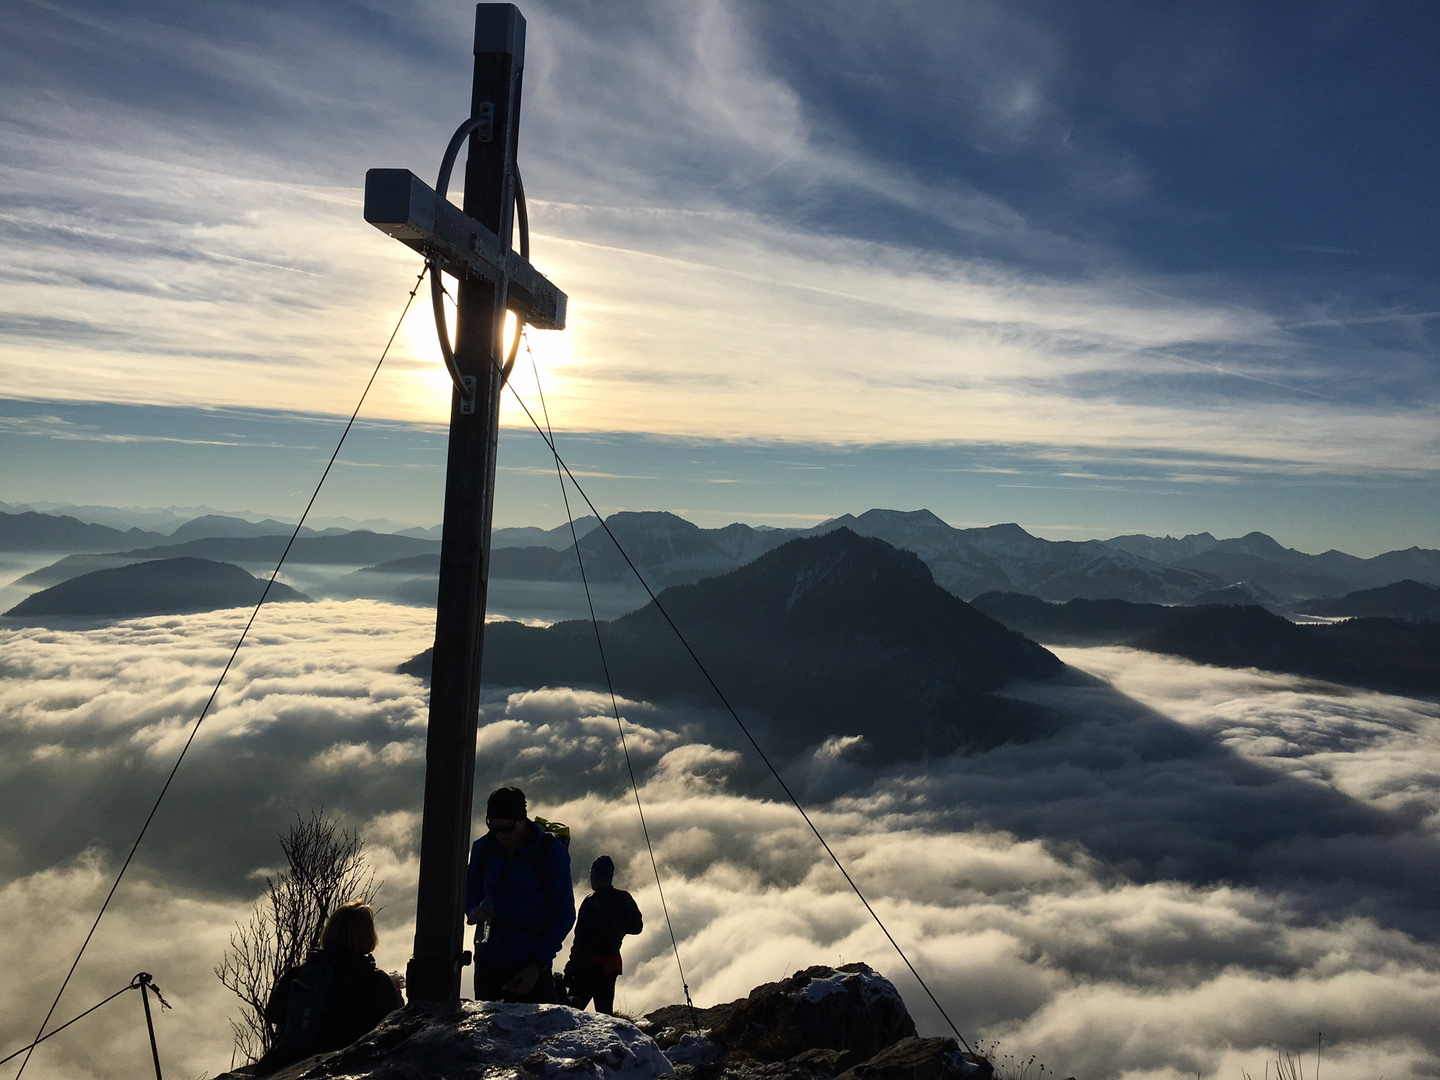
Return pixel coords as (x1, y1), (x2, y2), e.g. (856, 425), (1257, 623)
(3, 600), (1439, 1080)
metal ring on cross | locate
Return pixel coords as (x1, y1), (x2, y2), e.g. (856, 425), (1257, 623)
(430, 116), (528, 405)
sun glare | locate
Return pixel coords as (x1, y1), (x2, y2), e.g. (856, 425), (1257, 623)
(383, 279), (452, 423)
(384, 281), (575, 427)
(500, 318), (576, 428)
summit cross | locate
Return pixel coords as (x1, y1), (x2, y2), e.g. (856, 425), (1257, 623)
(362, 2), (567, 1003)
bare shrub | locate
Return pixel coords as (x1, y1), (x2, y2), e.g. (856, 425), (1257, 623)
(215, 810), (380, 1064)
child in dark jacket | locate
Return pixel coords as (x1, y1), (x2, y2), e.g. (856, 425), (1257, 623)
(564, 855), (643, 1015)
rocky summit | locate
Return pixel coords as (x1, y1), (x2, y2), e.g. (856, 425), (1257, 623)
(214, 963), (992, 1080)
(639, 963), (990, 1080)
(216, 998), (672, 1080)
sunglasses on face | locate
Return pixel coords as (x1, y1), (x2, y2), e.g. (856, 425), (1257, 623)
(487, 819), (519, 834)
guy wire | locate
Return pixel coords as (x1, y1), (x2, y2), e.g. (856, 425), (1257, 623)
(15, 264), (429, 1080)
(522, 330), (695, 1012)
(0, 982), (134, 1068)
(443, 281), (975, 1054)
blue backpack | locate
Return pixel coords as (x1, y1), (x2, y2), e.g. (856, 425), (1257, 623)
(271, 955), (336, 1058)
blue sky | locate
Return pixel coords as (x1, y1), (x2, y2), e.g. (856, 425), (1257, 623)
(0, 1), (1436, 553)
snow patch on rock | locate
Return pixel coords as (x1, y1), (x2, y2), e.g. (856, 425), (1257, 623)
(233, 1000), (675, 1080)
(662, 1034), (721, 1067)
(456, 1002), (673, 1080)
(796, 969), (904, 1008)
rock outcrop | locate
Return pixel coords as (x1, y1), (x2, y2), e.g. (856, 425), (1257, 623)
(639, 964), (991, 1080)
(217, 999), (673, 1080)
(215, 963), (990, 1080)
(838, 1037), (988, 1080)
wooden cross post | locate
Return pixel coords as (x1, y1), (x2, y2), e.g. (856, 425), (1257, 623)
(362, 2), (567, 1003)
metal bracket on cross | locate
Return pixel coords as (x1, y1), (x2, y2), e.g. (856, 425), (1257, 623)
(363, 143), (566, 403)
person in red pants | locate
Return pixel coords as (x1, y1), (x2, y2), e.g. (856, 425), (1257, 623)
(563, 855), (643, 1015)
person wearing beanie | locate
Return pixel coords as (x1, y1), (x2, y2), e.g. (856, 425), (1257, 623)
(563, 854), (643, 1015)
(465, 786), (575, 1003)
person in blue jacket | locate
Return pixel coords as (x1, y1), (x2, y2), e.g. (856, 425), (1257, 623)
(465, 786), (575, 1003)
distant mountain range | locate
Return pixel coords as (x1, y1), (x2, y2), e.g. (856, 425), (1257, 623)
(0, 510), (169, 552)
(323, 554), (442, 607)
(464, 508), (1440, 607)
(0, 509), (341, 552)
(1297, 580), (1440, 623)
(492, 517), (600, 550)
(972, 591), (1440, 697)
(5, 557), (310, 619)
(165, 514), (340, 542)
(1105, 530), (1440, 598)
(6, 530), (438, 589)
(1134, 607), (1440, 698)
(403, 529), (1066, 762)
(0, 500), (429, 536)
(969, 593), (1176, 645)
(114, 531), (439, 566)
(7, 501), (1434, 702)
(5, 506), (1439, 614)
(827, 510), (1221, 602)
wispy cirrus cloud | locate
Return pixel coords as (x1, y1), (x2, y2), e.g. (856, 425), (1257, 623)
(0, 0), (1433, 489)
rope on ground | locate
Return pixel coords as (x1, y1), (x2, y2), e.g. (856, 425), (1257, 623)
(13, 265), (429, 1080)
(522, 331), (697, 1015)
(446, 284), (974, 1053)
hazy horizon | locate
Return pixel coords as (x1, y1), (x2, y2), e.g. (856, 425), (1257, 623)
(2, 2), (1437, 556)
(3, 408), (1438, 559)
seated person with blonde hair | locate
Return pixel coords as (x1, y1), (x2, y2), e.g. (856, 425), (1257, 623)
(252, 900), (403, 1074)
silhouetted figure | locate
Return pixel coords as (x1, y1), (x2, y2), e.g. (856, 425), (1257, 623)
(466, 786), (575, 1003)
(564, 855), (643, 1015)
(253, 900), (402, 1074)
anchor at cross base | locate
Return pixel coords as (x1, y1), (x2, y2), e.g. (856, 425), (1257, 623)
(362, 2), (568, 1003)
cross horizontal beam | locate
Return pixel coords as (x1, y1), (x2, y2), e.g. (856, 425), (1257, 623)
(364, 167), (566, 330)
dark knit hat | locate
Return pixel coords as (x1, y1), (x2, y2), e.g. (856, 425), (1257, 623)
(590, 855), (615, 883)
(486, 786), (527, 820)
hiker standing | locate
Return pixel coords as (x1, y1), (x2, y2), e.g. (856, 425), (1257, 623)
(564, 855), (643, 1015)
(466, 786), (575, 1003)
(253, 900), (402, 1075)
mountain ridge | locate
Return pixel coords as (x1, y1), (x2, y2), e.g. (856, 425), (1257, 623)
(821, 509), (1223, 602)
(403, 528), (1066, 762)
(1297, 579), (1440, 623)
(4, 557), (310, 619)
(972, 591), (1440, 696)
(0, 510), (168, 552)
(1105, 529), (1440, 598)
(6, 505), (1438, 610)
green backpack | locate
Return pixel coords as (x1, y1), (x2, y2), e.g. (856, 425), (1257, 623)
(532, 816), (571, 848)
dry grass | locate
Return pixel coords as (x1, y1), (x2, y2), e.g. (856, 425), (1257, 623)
(975, 1039), (1054, 1080)
(1243, 1045), (1326, 1080)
